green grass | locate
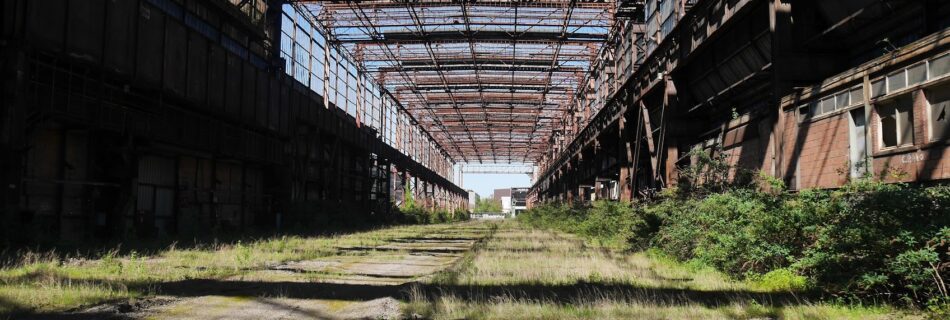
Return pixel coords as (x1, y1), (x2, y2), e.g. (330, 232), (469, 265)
(404, 220), (920, 320)
(1, 220), (925, 319)
(0, 223), (466, 314)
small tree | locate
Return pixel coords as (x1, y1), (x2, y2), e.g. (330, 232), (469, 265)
(474, 198), (503, 213)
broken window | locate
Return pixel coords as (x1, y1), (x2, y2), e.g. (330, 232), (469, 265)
(872, 78), (887, 98)
(887, 70), (906, 93)
(908, 62), (927, 86)
(850, 86), (865, 105)
(877, 96), (914, 148)
(931, 53), (950, 79)
(928, 83), (950, 141)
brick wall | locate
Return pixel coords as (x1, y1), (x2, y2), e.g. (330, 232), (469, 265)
(870, 86), (950, 183)
(783, 109), (851, 189)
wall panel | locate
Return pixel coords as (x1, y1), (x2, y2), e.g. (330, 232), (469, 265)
(66, 0), (105, 63)
(135, 2), (165, 87)
(186, 31), (208, 105)
(104, 0), (138, 76)
(163, 19), (188, 98)
(207, 44), (226, 114)
(26, 0), (67, 52)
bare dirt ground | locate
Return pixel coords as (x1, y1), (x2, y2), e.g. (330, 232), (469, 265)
(57, 222), (494, 320)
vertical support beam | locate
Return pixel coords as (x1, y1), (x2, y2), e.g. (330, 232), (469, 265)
(660, 77), (677, 187)
(639, 100), (657, 179)
(593, 180), (603, 201)
(356, 69), (364, 127)
(266, 0), (284, 70)
(323, 37), (331, 109)
(412, 175), (418, 204)
(0, 48), (26, 243)
(618, 107), (633, 201)
(770, 0), (793, 180)
(401, 168), (408, 204)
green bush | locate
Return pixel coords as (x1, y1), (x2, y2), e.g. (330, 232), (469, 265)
(395, 199), (469, 225)
(578, 201), (654, 250)
(654, 189), (804, 275)
(518, 202), (583, 234)
(791, 181), (950, 304)
(749, 268), (811, 291)
(519, 200), (658, 251)
(521, 178), (950, 308)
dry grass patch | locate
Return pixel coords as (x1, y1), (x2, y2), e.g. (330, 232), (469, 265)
(407, 220), (920, 320)
(0, 222), (483, 315)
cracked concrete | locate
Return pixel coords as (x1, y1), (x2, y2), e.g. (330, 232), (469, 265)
(73, 222), (493, 320)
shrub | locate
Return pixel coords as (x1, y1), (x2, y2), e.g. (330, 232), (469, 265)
(517, 202), (583, 234)
(792, 181), (950, 304)
(521, 178), (950, 308)
(653, 189), (801, 275)
(579, 200), (656, 250)
(749, 268), (811, 291)
(395, 200), (470, 225)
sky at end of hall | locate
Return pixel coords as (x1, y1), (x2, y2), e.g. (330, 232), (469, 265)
(461, 173), (532, 199)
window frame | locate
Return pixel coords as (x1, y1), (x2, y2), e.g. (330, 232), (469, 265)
(926, 81), (950, 143)
(876, 95), (914, 150)
(797, 84), (864, 123)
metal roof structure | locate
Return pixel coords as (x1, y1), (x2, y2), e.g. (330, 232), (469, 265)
(293, 1), (615, 163)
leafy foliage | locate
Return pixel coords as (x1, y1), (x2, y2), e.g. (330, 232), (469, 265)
(520, 178), (950, 310)
(474, 198), (503, 213)
(396, 196), (470, 225)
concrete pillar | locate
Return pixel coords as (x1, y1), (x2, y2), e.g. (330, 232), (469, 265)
(0, 48), (26, 244)
(594, 180), (603, 201)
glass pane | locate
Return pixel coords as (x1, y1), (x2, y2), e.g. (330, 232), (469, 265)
(932, 100), (950, 141)
(820, 97), (835, 114)
(931, 53), (950, 78)
(836, 92), (850, 109)
(908, 62), (927, 85)
(879, 104), (898, 147)
(928, 84), (950, 141)
(850, 87), (865, 105)
(897, 104), (913, 146)
(280, 32), (293, 54)
(887, 71), (906, 92)
(798, 105), (810, 121)
(872, 79), (886, 98)
(282, 13), (292, 31)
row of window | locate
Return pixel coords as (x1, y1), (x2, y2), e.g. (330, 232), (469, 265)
(872, 52), (950, 98)
(796, 52), (950, 154)
(799, 52), (950, 122)
(279, 5), (449, 173)
(876, 82), (950, 149)
(798, 86), (865, 120)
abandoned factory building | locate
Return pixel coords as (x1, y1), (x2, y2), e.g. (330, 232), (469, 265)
(1, 0), (949, 243)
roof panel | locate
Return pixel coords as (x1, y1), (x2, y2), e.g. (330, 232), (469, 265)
(295, 0), (615, 163)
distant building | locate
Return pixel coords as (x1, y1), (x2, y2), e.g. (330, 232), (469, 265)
(501, 196), (512, 214)
(467, 190), (479, 212)
(493, 188), (511, 201)
(493, 187), (528, 216)
(511, 188), (529, 216)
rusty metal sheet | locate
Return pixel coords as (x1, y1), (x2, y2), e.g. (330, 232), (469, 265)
(163, 18), (188, 98)
(104, 0), (138, 76)
(242, 61), (257, 126)
(186, 31), (208, 105)
(255, 70), (269, 129)
(224, 52), (242, 121)
(207, 44), (226, 114)
(135, 2), (165, 87)
(26, 0), (66, 53)
(66, 0), (105, 63)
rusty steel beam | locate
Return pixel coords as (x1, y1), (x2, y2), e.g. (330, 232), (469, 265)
(334, 31), (607, 44)
(306, 1), (613, 9)
(295, 0), (615, 162)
